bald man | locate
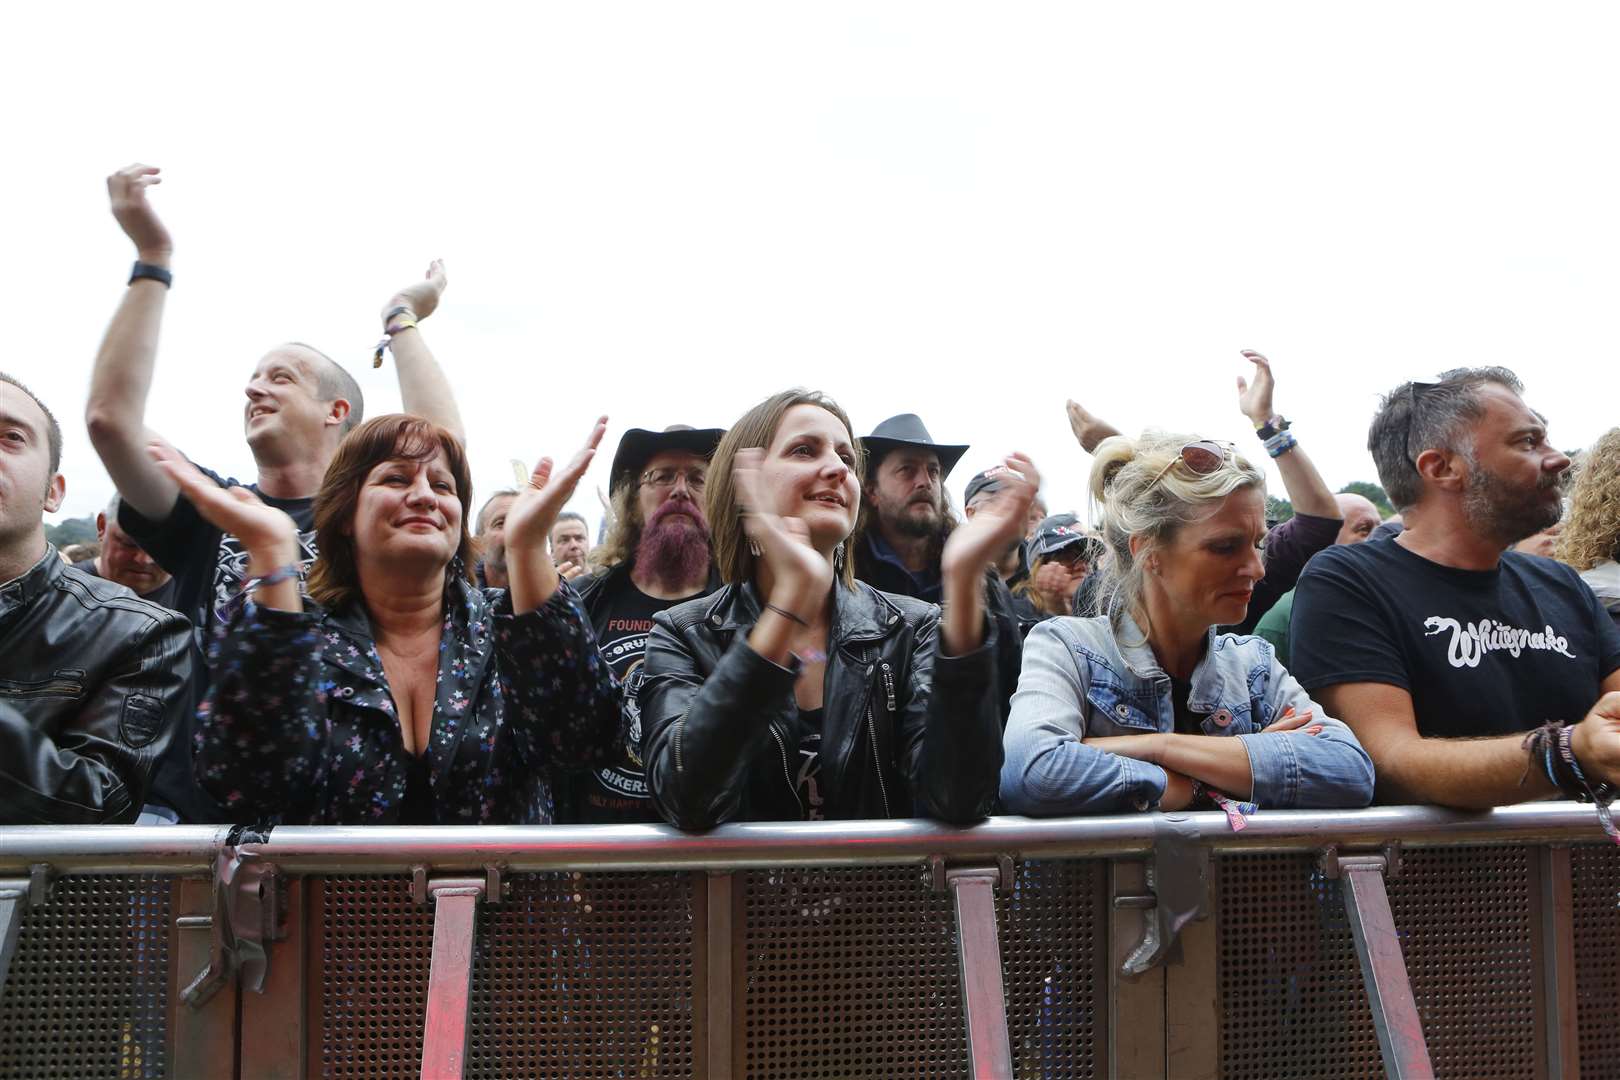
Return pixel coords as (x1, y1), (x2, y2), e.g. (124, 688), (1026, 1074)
(1255, 492), (1390, 666)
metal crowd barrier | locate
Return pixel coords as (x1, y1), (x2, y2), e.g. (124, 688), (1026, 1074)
(1, 802), (1617, 1079)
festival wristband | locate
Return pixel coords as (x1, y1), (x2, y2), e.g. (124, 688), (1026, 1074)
(240, 564), (299, 595)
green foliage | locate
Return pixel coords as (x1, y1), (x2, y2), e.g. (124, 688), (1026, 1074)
(1265, 496), (1294, 523)
(1338, 481), (1395, 518)
(45, 516), (96, 546)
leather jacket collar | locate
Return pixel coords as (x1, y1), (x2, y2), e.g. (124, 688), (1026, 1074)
(0, 546), (62, 623)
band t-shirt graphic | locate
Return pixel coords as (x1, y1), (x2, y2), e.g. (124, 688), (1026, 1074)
(571, 575), (678, 823)
(1290, 540), (1620, 739)
(119, 463), (318, 639)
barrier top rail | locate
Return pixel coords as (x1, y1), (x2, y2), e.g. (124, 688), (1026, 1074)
(0, 801), (1609, 875)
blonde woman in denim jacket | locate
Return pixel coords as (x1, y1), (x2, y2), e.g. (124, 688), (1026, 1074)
(1000, 432), (1375, 817)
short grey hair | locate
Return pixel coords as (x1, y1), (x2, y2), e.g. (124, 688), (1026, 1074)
(1089, 431), (1265, 634)
(1368, 366), (1523, 511)
(289, 342), (364, 436)
(475, 489), (519, 535)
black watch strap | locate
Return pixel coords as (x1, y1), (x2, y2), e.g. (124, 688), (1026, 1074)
(129, 261), (173, 288)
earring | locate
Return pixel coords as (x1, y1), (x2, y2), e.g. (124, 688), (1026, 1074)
(748, 538), (761, 557)
(834, 542), (846, 574)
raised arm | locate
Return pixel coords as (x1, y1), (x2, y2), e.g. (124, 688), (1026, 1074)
(379, 260), (465, 445)
(1237, 350), (1338, 519)
(503, 418), (608, 615)
(85, 164), (181, 519)
(1065, 399), (1123, 456)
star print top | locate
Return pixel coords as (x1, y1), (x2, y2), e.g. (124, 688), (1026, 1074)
(193, 577), (623, 825)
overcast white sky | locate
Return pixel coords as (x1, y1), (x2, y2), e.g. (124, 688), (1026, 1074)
(10, 2), (1616, 533)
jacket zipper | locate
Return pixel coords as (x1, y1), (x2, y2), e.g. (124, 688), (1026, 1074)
(674, 717), (685, 773)
(0, 678), (85, 697)
(770, 722), (805, 817)
(880, 662), (896, 712)
(866, 703), (892, 818)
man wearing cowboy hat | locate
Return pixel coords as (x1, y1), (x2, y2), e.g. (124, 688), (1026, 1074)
(559, 424), (725, 823)
(854, 414), (1025, 723)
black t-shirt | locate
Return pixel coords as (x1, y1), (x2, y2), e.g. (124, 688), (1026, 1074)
(1290, 539), (1620, 739)
(566, 569), (708, 824)
(119, 465), (318, 637)
(71, 557), (180, 612)
(791, 707), (825, 821)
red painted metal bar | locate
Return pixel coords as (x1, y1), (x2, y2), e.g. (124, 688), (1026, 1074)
(1339, 859), (1434, 1080)
(419, 879), (485, 1080)
(947, 866), (1013, 1079)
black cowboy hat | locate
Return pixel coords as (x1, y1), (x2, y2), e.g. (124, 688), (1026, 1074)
(607, 425), (726, 494)
(861, 414), (970, 480)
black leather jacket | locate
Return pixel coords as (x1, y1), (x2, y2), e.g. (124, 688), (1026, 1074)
(0, 548), (193, 823)
(640, 580), (1003, 829)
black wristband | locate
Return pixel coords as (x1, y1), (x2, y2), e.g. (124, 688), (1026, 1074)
(129, 261), (172, 288)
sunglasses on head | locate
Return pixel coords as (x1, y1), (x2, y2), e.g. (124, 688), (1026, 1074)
(1144, 440), (1234, 492)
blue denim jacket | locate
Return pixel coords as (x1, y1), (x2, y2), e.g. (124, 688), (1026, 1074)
(1000, 613), (1374, 815)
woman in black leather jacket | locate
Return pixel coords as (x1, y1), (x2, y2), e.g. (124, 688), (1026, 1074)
(640, 390), (1038, 829)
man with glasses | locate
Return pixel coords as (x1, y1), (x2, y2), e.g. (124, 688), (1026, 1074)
(1290, 367), (1620, 816)
(559, 425), (724, 823)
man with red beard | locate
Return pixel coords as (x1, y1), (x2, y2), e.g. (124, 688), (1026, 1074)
(560, 424), (724, 823)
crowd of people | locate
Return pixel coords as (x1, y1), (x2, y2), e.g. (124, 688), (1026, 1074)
(3, 164), (1619, 838)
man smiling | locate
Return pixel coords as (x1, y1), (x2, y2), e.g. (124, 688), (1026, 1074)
(85, 164), (463, 637)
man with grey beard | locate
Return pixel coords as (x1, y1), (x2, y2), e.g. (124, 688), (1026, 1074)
(1290, 367), (1620, 815)
(559, 424), (724, 823)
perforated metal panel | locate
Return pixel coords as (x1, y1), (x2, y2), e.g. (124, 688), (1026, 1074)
(319, 875), (433, 1078)
(1218, 846), (1540, 1080)
(742, 865), (967, 1078)
(468, 871), (695, 1078)
(0, 875), (171, 1080)
(1572, 843), (1620, 1079)
(316, 872), (696, 1079)
(1000, 860), (1104, 1079)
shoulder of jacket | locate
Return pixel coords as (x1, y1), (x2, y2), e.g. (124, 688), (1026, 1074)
(659, 586), (731, 634)
(52, 565), (186, 629)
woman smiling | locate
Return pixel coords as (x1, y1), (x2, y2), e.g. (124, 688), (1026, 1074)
(1000, 432), (1374, 818)
(640, 389), (1037, 829)
(153, 413), (622, 825)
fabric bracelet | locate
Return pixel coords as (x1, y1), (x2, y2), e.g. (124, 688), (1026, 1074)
(1263, 431), (1298, 459)
(372, 315), (419, 368)
(1556, 724), (1620, 845)
(240, 564), (299, 595)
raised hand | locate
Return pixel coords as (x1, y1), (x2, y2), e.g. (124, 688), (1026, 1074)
(1236, 350), (1277, 426)
(383, 259), (449, 324)
(505, 417), (608, 557)
(557, 561), (588, 582)
(1065, 400), (1122, 456)
(732, 448), (832, 617)
(108, 164), (172, 264)
(942, 453), (1040, 582)
(148, 441), (298, 561)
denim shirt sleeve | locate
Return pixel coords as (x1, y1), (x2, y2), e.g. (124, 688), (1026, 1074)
(1233, 644), (1376, 808)
(1000, 620), (1170, 815)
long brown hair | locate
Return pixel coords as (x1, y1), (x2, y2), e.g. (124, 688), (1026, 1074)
(706, 389), (864, 587)
(306, 414), (476, 610)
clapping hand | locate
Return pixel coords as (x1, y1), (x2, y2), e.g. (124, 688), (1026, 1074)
(732, 448), (832, 617)
(942, 454), (1040, 582)
(505, 417), (607, 613)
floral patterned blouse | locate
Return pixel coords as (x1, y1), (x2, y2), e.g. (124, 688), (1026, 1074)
(194, 578), (622, 825)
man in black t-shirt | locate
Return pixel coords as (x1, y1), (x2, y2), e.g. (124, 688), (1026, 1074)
(1291, 366), (1620, 809)
(563, 425), (724, 823)
(86, 164), (465, 642)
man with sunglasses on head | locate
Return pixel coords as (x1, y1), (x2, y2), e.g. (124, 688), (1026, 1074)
(558, 424), (724, 823)
(1289, 368), (1620, 817)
